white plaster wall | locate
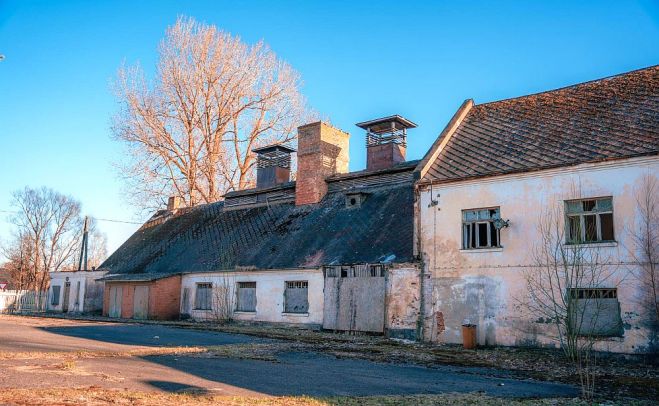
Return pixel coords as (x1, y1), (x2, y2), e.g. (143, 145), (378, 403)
(181, 269), (324, 325)
(419, 156), (659, 353)
(47, 271), (107, 313)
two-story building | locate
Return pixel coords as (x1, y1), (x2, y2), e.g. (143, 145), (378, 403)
(415, 65), (658, 353)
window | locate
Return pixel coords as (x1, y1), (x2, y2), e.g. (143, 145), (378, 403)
(236, 282), (257, 312)
(565, 197), (614, 244)
(194, 283), (212, 310)
(284, 281), (309, 313)
(462, 207), (501, 249)
(567, 288), (623, 337)
(51, 285), (61, 306)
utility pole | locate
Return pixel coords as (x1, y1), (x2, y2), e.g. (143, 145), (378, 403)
(77, 216), (89, 271)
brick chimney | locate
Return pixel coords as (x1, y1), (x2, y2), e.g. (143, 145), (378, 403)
(295, 122), (350, 206)
(253, 144), (295, 189)
(356, 115), (417, 171)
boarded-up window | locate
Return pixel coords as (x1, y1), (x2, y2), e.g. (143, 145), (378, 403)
(284, 281), (308, 313)
(568, 288), (623, 337)
(51, 285), (61, 306)
(236, 282), (256, 312)
(194, 283), (212, 310)
(462, 207), (501, 249)
(565, 197), (615, 244)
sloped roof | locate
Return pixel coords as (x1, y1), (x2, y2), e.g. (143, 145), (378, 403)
(99, 174), (415, 279)
(422, 65), (659, 183)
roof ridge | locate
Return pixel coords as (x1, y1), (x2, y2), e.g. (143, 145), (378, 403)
(475, 64), (659, 108)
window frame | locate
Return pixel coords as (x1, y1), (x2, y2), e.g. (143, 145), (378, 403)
(461, 207), (502, 250)
(566, 287), (623, 337)
(194, 282), (212, 311)
(235, 281), (257, 313)
(564, 197), (615, 245)
(51, 285), (61, 306)
(283, 280), (309, 314)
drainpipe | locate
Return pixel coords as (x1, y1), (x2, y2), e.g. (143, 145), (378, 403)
(414, 185), (426, 341)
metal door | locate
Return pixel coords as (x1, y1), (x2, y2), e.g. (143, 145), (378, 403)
(62, 282), (71, 313)
(109, 285), (122, 318)
(133, 285), (149, 319)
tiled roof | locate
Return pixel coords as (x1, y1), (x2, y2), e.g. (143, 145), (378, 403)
(99, 172), (415, 278)
(422, 66), (659, 182)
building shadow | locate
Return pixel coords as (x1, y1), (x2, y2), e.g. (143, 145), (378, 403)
(38, 323), (580, 398)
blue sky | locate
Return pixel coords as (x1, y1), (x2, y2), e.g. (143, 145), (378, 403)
(0, 0), (658, 253)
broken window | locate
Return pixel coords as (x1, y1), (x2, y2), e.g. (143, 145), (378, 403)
(51, 285), (60, 306)
(565, 197), (614, 244)
(284, 281), (309, 313)
(194, 283), (212, 310)
(462, 207), (501, 249)
(236, 282), (257, 312)
(567, 288), (623, 337)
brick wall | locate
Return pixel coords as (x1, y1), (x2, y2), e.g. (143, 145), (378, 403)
(295, 122), (350, 206)
(148, 275), (181, 320)
(367, 143), (406, 171)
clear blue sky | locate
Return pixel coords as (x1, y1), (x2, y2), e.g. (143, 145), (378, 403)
(1, 0), (658, 253)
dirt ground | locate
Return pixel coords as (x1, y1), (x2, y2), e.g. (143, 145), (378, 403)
(0, 314), (656, 405)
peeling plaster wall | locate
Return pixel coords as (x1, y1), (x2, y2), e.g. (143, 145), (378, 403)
(386, 266), (421, 339)
(182, 269), (323, 326)
(418, 156), (659, 353)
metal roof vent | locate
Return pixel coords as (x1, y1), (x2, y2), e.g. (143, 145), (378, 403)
(253, 144), (295, 189)
(356, 115), (417, 171)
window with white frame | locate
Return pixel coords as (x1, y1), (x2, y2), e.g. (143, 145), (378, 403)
(565, 197), (614, 244)
(194, 283), (212, 310)
(462, 207), (501, 249)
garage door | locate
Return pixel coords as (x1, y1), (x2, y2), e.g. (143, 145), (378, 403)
(133, 285), (149, 320)
(109, 285), (122, 318)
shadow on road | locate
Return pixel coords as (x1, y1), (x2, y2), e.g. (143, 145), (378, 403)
(39, 323), (580, 398)
(39, 323), (265, 347)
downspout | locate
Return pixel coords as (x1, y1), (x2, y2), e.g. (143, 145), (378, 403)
(414, 185), (426, 341)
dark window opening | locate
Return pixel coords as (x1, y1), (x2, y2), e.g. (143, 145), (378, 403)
(462, 207), (502, 249)
(565, 197), (615, 244)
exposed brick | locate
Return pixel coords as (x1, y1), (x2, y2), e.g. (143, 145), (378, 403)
(102, 275), (182, 320)
(296, 122), (350, 206)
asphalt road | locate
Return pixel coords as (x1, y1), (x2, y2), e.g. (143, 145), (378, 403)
(0, 316), (580, 398)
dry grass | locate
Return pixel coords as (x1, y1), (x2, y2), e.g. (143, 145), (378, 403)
(0, 346), (206, 361)
(0, 388), (616, 406)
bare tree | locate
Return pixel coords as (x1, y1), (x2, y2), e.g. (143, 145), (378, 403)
(1, 231), (36, 290)
(522, 200), (620, 399)
(210, 275), (235, 324)
(628, 173), (659, 347)
(3, 187), (84, 295)
(113, 16), (315, 212)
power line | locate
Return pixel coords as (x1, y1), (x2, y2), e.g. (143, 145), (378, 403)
(0, 210), (142, 225)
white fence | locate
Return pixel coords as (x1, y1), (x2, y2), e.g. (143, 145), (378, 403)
(0, 290), (48, 313)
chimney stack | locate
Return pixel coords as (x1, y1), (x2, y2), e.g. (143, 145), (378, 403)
(253, 144), (295, 189)
(295, 122), (350, 206)
(357, 115), (417, 171)
(167, 196), (182, 211)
